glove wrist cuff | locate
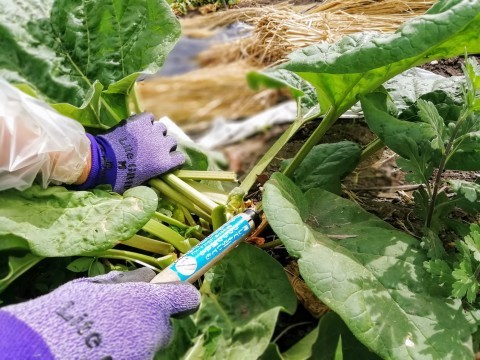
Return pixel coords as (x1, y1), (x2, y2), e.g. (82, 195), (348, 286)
(70, 134), (117, 191)
(95, 135), (118, 188)
(0, 311), (54, 359)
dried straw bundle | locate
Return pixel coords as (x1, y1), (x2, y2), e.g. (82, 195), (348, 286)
(197, 0), (435, 67)
(310, 0), (434, 15)
(138, 61), (281, 125)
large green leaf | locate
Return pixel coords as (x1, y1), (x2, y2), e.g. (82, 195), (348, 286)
(263, 173), (473, 359)
(256, 0), (480, 119)
(0, 185), (157, 256)
(281, 141), (361, 194)
(162, 244), (297, 359)
(0, 0), (180, 128)
(244, 0), (480, 188)
(360, 91), (437, 158)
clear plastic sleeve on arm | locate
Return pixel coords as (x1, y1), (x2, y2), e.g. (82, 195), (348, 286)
(0, 79), (90, 191)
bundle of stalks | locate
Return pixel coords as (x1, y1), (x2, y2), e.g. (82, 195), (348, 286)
(198, 6), (426, 67)
(309, 0), (434, 15)
(138, 61), (282, 126)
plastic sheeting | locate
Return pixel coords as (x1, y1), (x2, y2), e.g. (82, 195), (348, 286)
(0, 79), (90, 191)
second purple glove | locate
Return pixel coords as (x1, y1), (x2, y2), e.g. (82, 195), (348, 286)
(0, 268), (200, 360)
(78, 113), (185, 193)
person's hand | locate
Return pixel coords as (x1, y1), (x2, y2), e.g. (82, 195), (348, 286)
(76, 112), (185, 193)
(0, 268), (200, 360)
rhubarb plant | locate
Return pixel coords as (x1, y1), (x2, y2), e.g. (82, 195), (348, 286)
(263, 173), (474, 359)
(0, 0), (234, 293)
(162, 244), (297, 359)
(4, 0), (480, 359)
(0, 0), (183, 290)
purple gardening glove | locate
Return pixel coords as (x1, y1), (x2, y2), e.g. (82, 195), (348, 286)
(78, 112), (185, 193)
(0, 268), (200, 360)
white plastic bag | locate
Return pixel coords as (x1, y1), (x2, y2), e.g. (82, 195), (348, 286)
(0, 79), (89, 191)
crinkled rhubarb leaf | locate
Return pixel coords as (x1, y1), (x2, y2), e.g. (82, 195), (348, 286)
(162, 244), (297, 360)
(0, 185), (157, 256)
(398, 90), (463, 123)
(0, 0), (180, 128)
(385, 68), (464, 111)
(263, 173), (473, 359)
